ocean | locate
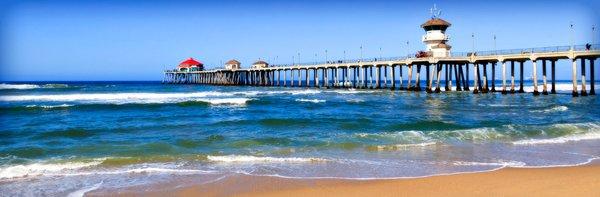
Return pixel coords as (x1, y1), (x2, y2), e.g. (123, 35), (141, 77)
(0, 81), (599, 196)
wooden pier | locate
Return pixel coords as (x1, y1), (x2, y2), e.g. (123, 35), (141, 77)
(163, 45), (599, 97)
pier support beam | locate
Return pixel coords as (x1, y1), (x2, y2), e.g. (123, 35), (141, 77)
(407, 65), (413, 91)
(591, 58), (596, 95)
(502, 61), (507, 94)
(542, 60), (548, 95)
(391, 65), (396, 90)
(426, 64), (432, 93)
(581, 58), (588, 96)
(399, 65), (405, 90)
(473, 63), (479, 94)
(519, 61), (525, 93)
(532, 60), (540, 96)
(435, 64), (442, 93)
(455, 64), (462, 91)
(551, 60), (556, 94)
(482, 62), (489, 93)
(464, 63), (470, 91)
(572, 59), (579, 97)
(491, 62), (496, 92)
(376, 65), (381, 89)
(416, 64), (422, 91)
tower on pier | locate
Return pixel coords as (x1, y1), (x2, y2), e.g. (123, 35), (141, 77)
(421, 4), (452, 58)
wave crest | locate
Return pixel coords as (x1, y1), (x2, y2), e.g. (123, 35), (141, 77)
(207, 155), (327, 163)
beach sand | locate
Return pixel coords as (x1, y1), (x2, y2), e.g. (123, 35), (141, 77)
(98, 162), (600, 197)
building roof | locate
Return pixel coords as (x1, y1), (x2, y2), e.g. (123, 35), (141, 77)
(253, 60), (268, 65)
(421, 18), (451, 28)
(178, 58), (203, 68)
(225, 59), (241, 65)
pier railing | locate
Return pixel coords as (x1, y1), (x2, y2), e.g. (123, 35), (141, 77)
(165, 44), (599, 71)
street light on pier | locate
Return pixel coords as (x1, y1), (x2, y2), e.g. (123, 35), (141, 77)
(493, 34), (497, 55)
(314, 53), (318, 65)
(570, 22), (574, 50)
(593, 25), (596, 46)
(298, 52), (301, 66)
(360, 45), (363, 62)
(379, 47), (382, 60)
(343, 50), (346, 63)
(471, 33), (475, 55)
(406, 41), (410, 58)
(325, 50), (328, 64)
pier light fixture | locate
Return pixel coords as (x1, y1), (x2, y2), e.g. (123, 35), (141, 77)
(570, 22), (574, 50)
(593, 25), (596, 45)
(379, 47), (382, 60)
(406, 41), (410, 57)
(493, 34), (497, 55)
(298, 52), (301, 66)
(343, 50), (346, 63)
(360, 45), (363, 62)
(471, 33), (475, 54)
(325, 50), (328, 64)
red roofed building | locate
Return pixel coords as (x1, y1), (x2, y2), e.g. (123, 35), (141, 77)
(177, 58), (204, 71)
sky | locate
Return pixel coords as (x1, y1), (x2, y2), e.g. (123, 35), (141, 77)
(0, 0), (598, 81)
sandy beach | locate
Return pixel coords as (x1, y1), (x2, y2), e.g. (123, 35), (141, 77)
(97, 161), (600, 197)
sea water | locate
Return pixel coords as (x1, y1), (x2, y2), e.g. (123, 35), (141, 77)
(0, 81), (599, 196)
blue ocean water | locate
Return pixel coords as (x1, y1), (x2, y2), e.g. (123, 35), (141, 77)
(0, 81), (599, 196)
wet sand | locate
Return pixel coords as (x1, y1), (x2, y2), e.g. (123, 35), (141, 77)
(97, 162), (600, 197)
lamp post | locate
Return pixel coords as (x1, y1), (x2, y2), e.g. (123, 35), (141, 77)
(593, 25), (596, 46)
(360, 45), (363, 62)
(325, 50), (328, 64)
(298, 52), (301, 66)
(314, 53), (317, 65)
(343, 50), (346, 63)
(379, 47), (382, 60)
(471, 33), (475, 55)
(406, 41), (410, 57)
(493, 34), (497, 55)
(570, 22), (574, 50)
(292, 56), (295, 66)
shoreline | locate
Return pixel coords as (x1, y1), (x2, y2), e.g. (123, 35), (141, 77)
(95, 160), (600, 197)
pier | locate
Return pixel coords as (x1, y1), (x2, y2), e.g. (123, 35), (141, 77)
(163, 6), (598, 97)
(163, 45), (599, 97)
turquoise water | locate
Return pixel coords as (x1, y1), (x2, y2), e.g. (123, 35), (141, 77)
(0, 81), (599, 196)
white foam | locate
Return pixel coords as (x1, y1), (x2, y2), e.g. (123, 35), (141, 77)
(26, 104), (74, 109)
(453, 160), (526, 167)
(512, 132), (600, 145)
(295, 98), (325, 103)
(0, 92), (241, 104)
(207, 155), (326, 163)
(196, 98), (252, 105)
(531, 105), (568, 113)
(0, 160), (103, 179)
(0, 83), (40, 90)
(376, 142), (437, 150)
(67, 181), (102, 197)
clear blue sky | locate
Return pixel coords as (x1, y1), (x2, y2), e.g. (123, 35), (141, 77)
(0, 0), (598, 81)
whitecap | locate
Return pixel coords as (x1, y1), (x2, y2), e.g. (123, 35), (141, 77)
(295, 98), (325, 103)
(0, 92), (237, 104)
(195, 98), (252, 105)
(26, 104), (74, 109)
(0, 83), (40, 90)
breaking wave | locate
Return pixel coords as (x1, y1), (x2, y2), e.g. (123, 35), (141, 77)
(207, 155), (327, 163)
(0, 83), (71, 90)
(295, 98), (326, 103)
(0, 159), (104, 179)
